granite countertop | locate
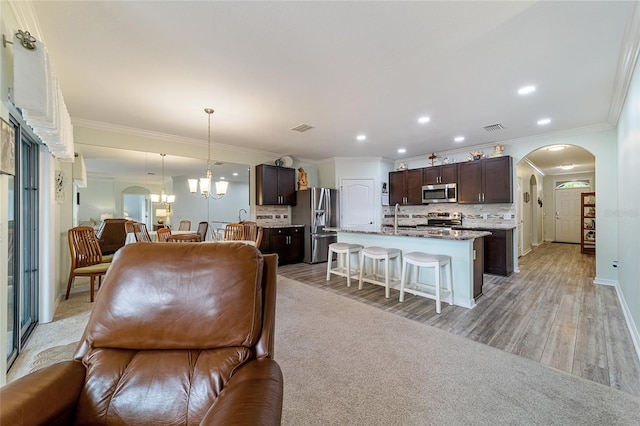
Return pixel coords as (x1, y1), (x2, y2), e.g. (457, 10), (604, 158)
(326, 226), (490, 241)
(259, 224), (305, 229)
(453, 224), (517, 230)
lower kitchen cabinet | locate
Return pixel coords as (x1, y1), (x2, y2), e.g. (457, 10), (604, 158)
(484, 229), (513, 276)
(259, 226), (304, 265)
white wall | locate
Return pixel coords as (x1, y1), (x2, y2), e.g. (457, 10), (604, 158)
(172, 176), (249, 230)
(616, 52), (640, 354)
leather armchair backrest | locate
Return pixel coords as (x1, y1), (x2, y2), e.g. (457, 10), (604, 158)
(76, 243), (264, 353)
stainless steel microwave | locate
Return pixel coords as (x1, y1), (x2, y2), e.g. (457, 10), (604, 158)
(422, 183), (457, 204)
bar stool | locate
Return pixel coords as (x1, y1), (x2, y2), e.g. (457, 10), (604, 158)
(326, 243), (363, 287)
(399, 252), (453, 313)
(358, 246), (402, 298)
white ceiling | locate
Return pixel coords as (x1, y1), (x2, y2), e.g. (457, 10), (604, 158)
(28, 1), (637, 175)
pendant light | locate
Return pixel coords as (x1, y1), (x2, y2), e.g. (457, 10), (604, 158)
(150, 153), (176, 206)
(188, 108), (229, 199)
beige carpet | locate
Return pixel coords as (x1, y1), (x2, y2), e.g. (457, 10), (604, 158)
(8, 276), (640, 425)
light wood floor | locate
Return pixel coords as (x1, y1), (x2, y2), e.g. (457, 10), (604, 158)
(278, 242), (640, 397)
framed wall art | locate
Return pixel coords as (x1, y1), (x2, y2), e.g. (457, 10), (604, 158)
(55, 170), (66, 202)
(1, 117), (16, 176)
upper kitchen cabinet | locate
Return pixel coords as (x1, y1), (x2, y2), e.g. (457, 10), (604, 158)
(256, 164), (297, 205)
(423, 164), (458, 185)
(389, 169), (423, 205)
(457, 156), (513, 204)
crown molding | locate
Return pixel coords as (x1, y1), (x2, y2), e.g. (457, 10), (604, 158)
(72, 117), (280, 159)
(397, 123), (614, 165)
(8, 0), (43, 41)
(608, 1), (640, 125)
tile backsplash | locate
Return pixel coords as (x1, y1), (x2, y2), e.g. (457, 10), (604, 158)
(382, 203), (516, 228)
(256, 205), (290, 226)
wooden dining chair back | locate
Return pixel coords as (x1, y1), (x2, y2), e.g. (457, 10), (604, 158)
(124, 220), (136, 234)
(241, 221), (259, 242)
(67, 226), (111, 302)
(224, 223), (245, 241)
(132, 222), (153, 242)
(197, 221), (209, 241)
(255, 226), (263, 248)
(156, 227), (172, 242)
(178, 220), (191, 231)
(167, 233), (202, 242)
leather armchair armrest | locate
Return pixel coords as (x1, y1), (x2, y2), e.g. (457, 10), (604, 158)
(200, 358), (284, 426)
(0, 361), (86, 426)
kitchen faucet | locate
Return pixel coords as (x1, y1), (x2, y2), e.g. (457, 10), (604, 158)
(238, 208), (247, 222)
(394, 203), (400, 235)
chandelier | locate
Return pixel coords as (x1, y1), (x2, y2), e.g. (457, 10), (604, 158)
(150, 153), (176, 207)
(188, 108), (229, 199)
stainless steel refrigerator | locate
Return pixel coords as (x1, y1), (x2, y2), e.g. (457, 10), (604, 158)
(291, 187), (339, 263)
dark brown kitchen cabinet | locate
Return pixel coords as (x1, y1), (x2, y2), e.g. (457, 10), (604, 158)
(457, 156), (512, 204)
(256, 164), (297, 205)
(484, 229), (513, 276)
(389, 169), (423, 205)
(423, 164), (458, 185)
(259, 226), (304, 265)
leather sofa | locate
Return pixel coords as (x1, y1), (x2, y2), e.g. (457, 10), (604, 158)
(95, 218), (128, 254)
(0, 242), (283, 425)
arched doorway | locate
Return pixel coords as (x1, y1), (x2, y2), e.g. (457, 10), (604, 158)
(517, 144), (595, 258)
(121, 186), (151, 226)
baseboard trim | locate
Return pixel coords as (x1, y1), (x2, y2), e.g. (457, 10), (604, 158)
(593, 277), (617, 286)
(615, 284), (640, 366)
(595, 278), (640, 365)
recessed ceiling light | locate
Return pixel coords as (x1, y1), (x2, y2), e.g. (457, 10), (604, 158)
(454, 136), (465, 142)
(559, 164), (575, 170)
(233, 172), (238, 176)
(518, 85), (536, 95)
(356, 134), (366, 141)
(547, 145), (565, 151)
(537, 118), (551, 125)
(397, 148), (406, 154)
(418, 116), (430, 124)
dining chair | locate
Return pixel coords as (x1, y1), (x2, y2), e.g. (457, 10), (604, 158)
(242, 221), (259, 242)
(124, 220), (136, 234)
(197, 221), (209, 241)
(224, 223), (245, 241)
(255, 226), (263, 248)
(167, 233), (202, 242)
(132, 222), (152, 242)
(178, 220), (191, 231)
(67, 226), (111, 302)
(156, 227), (172, 242)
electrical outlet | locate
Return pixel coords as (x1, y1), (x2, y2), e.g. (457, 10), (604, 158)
(482, 213), (488, 220)
(504, 213), (511, 220)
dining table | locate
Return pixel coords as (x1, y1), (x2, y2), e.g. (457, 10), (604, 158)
(124, 230), (197, 244)
(207, 240), (256, 246)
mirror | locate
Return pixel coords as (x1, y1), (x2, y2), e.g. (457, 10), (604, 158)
(74, 144), (250, 232)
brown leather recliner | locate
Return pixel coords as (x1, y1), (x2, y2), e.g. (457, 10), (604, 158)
(0, 243), (283, 425)
(95, 218), (128, 254)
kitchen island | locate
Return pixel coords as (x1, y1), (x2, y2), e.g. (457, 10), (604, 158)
(326, 226), (491, 309)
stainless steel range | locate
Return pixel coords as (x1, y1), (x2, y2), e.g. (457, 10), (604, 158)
(424, 212), (462, 229)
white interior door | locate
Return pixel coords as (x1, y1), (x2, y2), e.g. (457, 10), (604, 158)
(340, 178), (375, 227)
(555, 187), (588, 243)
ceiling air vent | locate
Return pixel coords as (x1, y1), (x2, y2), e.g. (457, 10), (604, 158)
(291, 123), (314, 133)
(483, 123), (505, 132)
